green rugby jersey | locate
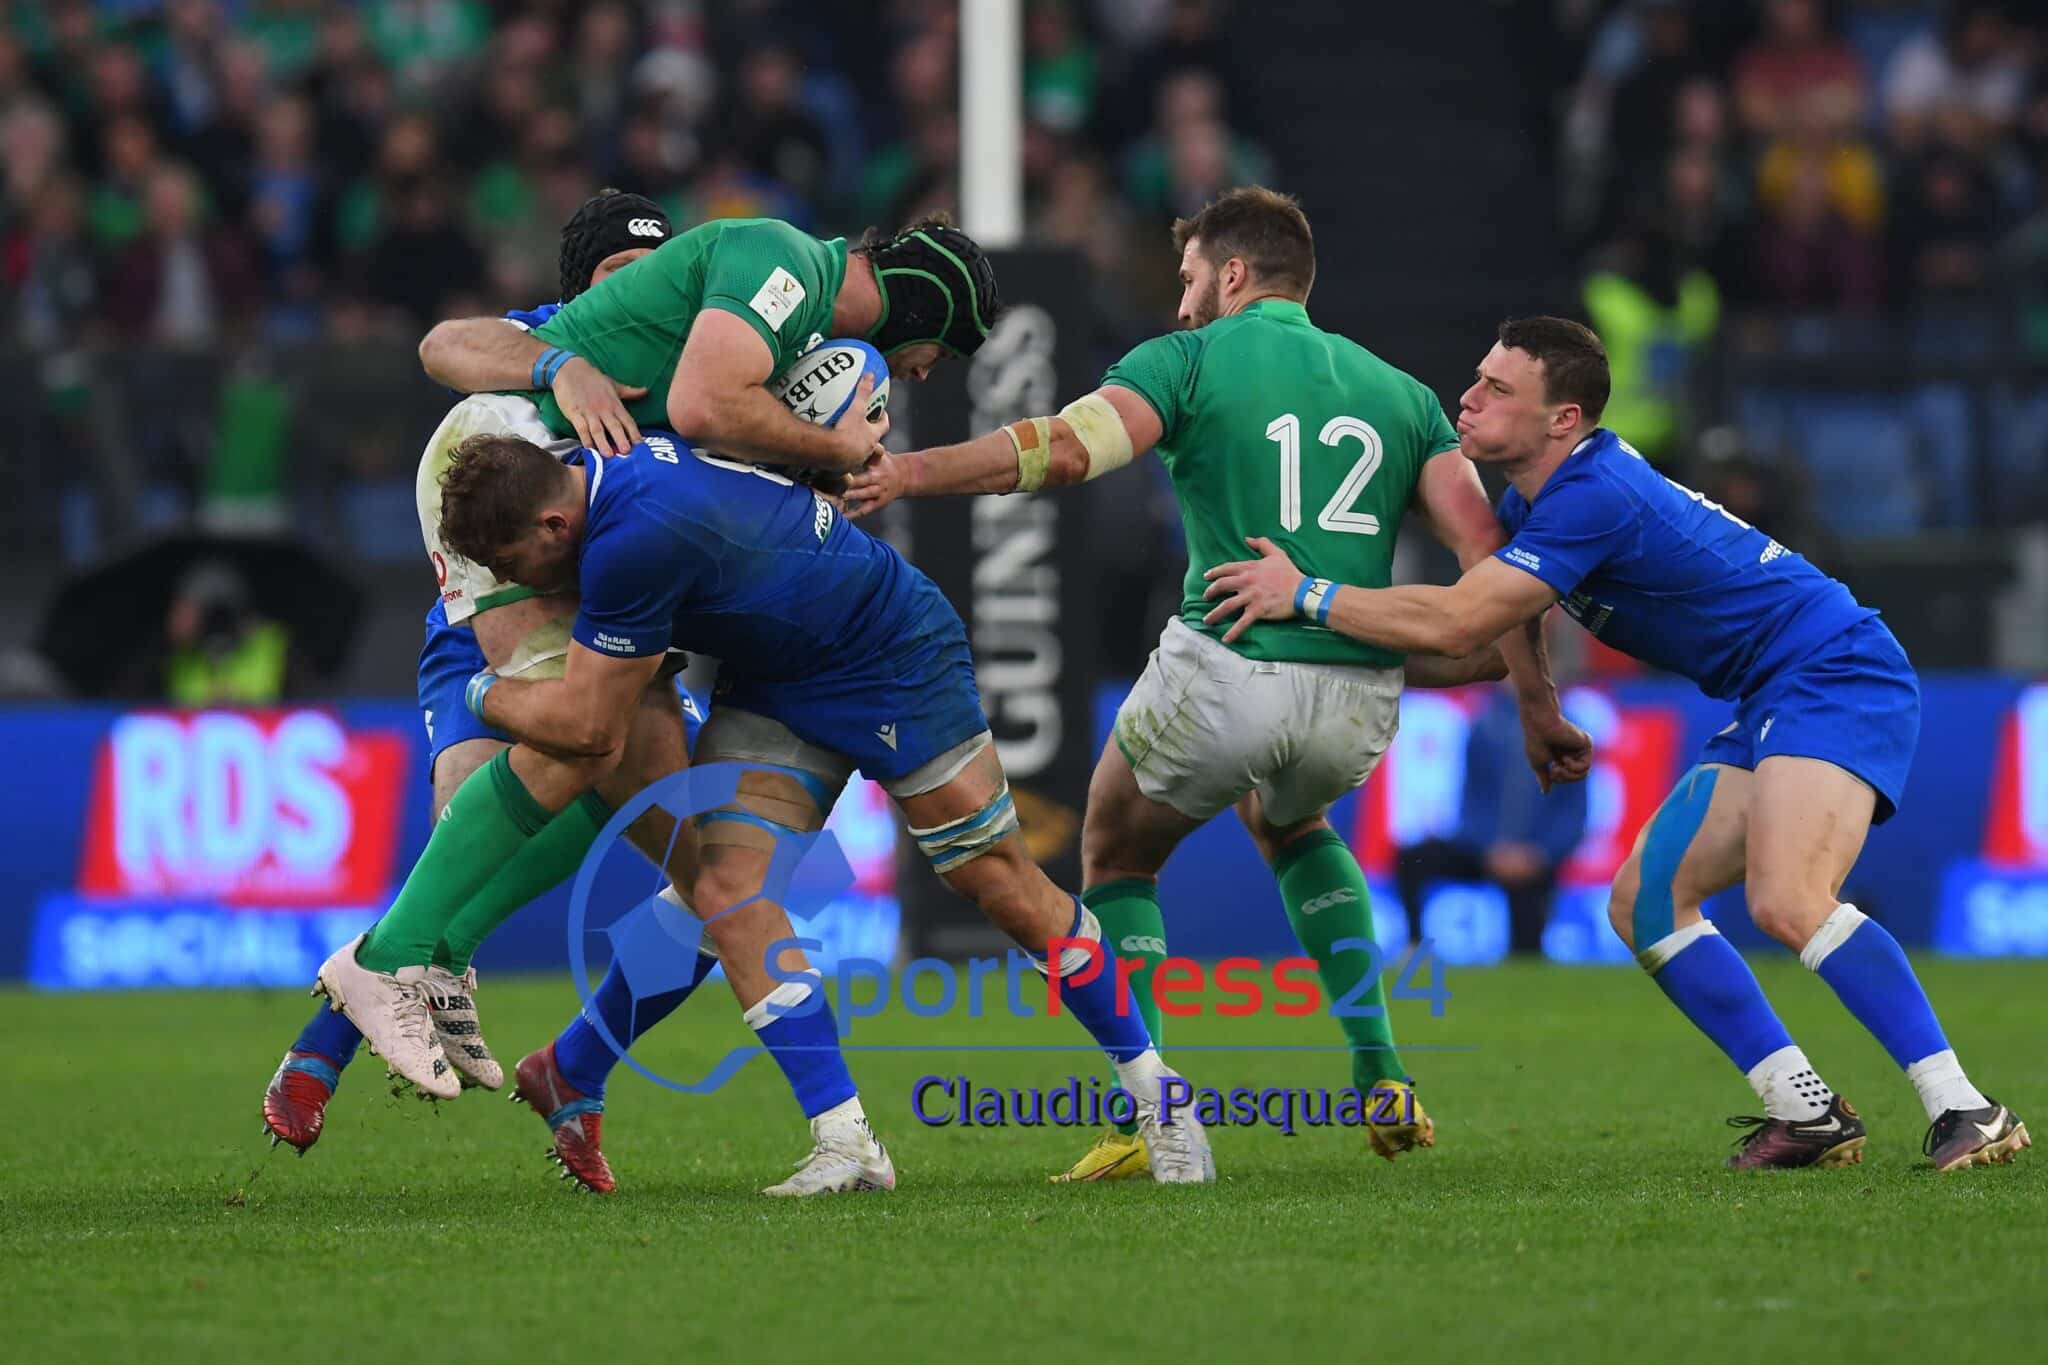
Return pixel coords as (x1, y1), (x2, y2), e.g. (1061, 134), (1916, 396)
(1102, 299), (1459, 668)
(522, 218), (847, 439)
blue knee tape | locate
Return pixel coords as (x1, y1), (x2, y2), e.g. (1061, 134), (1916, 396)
(697, 758), (836, 813)
(912, 788), (1019, 873)
(1631, 764), (1720, 951)
(697, 808), (805, 838)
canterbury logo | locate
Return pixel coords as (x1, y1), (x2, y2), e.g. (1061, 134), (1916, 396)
(1301, 888), (1358, 915)
(1119, 935), (1167, 955)
(627, 217), (666, 238)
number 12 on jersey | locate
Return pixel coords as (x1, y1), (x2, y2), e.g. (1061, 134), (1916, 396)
(1264, 413), (1385, 535)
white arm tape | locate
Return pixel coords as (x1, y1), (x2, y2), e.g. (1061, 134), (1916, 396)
(1060, 392), (1136, 482)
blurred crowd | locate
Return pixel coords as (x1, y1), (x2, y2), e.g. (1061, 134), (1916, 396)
(1524, 0), (2048, 538)
(1559, 0), (2048, 325)
(0, 0), (1265, 352)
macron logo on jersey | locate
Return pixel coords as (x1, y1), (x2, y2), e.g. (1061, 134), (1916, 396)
(1504, 545), (1543, 573)
(593, 632), (636, 655)
(750, 267), (805, 333)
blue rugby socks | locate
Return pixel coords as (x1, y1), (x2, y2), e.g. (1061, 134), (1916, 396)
(746, 970), (861, 1118)
(1638, 921), (1831, 1120)
(1801, 904), (1989, 1120)
(554, 943), (720, 1099)
(293, 1001), (364, 1075)
(1039, 897), (1175, 1106)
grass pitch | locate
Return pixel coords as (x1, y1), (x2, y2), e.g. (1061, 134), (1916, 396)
(3, 956), (2041, 1362)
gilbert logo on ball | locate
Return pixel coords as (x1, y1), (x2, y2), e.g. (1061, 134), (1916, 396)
(564, 763), (857, 1095)
(771, 338), (889, 426)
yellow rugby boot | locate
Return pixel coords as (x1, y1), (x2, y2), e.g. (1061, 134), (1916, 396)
(1364, 1079), (1436, 1162)
(1050, 1129), (1151, 1182)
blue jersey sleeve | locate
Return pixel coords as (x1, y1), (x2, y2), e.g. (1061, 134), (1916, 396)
(503, 302), (562, 331)
(1491, 473), (1638, 598)
(572, 492), (709, 659)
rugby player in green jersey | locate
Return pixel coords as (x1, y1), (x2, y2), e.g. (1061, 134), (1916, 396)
(308, 209), (1007, 1194)
(845, 187), (1591, 1179)
(421, 211), (996, 466)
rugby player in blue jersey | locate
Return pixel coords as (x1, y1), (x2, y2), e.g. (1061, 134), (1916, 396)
(428, 422), (1218, 1189)
(263, 193), (711, 1160)
(1202, 317), (2028, 1171)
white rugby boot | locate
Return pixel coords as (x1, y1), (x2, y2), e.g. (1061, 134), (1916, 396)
(762, 1102), (898, 1196)
(1133, 1065), (1217, 1184)
(424, 964), (504, 1091)
(312, 934), (460, 1100)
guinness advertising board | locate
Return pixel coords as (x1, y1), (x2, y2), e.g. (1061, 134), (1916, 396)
(897, 248), (1097, 958)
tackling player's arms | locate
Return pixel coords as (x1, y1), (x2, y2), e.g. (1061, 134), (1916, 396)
(1203, 542), (1559, 659)
(418, 316), (650, 456)
(1410, 446), (1566, 717)
(668, 308), (886, 473)
(840, 384), (1158, 516)
(476, 641), (662, 758)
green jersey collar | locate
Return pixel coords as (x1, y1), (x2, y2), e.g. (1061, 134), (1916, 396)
(1237, 298), (1310, 325)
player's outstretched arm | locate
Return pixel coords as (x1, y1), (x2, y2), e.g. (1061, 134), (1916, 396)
(840, 385), (1161, 519)
(1203, 537), (1558, 657)
(469, 642), (664, 759)
(417, 317), (649, 455)
(1403, 644), (1508, 688)
(1412, 449), (1592, 787)
(669, 310), (883, 473)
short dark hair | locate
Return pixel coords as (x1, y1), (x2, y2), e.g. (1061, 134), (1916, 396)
(1172, 186), (1315, 297)
(853, 210), (958, 256)
(438, 434), (573, 566)
(1496, 316), (1611, 427)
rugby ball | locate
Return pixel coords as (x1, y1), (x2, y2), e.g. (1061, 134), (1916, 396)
(770, 338), (889, 427)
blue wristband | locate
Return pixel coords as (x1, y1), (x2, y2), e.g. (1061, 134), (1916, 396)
(464, 670), (497, 721)
(532, 346), (577, 389)
(1297, 577), (1336, 625)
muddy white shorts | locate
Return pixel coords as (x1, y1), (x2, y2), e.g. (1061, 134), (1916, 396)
(1112, 617), (1402, 826)
(415, 393), (577, 625)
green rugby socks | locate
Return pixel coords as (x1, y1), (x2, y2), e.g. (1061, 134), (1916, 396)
(433, 791), (616, 971)
(1274, 828), (1407, 1088)
(357, 750), (553, 973)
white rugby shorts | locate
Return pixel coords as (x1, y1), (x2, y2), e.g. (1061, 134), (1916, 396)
(1113, 617), (1402, 826)
(415, 393), (577, 625)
